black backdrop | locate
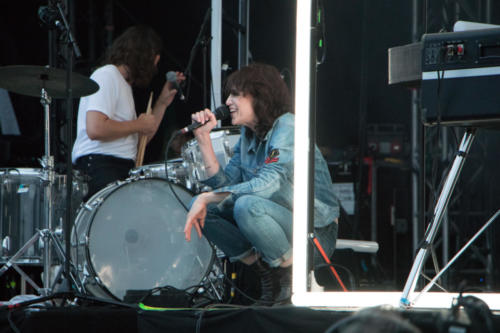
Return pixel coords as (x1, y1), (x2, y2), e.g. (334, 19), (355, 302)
(1, 0), (500, 290)
(0, 0), (414, 166)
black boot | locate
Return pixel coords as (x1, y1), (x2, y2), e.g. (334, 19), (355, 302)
(274, 266), (292, 304)
(249, 259), (275, 305)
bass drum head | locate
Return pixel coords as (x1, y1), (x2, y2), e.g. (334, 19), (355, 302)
(76, 178), (213, 301)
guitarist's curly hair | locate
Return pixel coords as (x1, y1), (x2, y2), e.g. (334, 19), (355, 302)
(105, 25), (163, 87)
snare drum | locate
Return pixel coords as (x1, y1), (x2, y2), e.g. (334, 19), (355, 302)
(182, 127), (240, 192)
(129, 159), (192, 190)
(71, 177), (214, 301)
(0, 168), (87, 263)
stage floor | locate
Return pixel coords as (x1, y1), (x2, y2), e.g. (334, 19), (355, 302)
(1, 300), (500, 333)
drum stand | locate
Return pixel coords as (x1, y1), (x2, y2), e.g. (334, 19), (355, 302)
(0, 88), (81, 296)
(0, 228), (81, 295)
(399, 127), (499, 307)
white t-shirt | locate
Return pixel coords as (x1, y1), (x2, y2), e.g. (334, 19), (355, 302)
(72, 65), (137, 163)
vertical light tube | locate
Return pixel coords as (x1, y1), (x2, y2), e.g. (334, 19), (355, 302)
(292, 0), (312, 301)
(290, 0), (500, 310)
(211, 0), (222, 111)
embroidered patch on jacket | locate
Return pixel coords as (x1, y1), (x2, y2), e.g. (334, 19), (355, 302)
(265, 149), (280, 164)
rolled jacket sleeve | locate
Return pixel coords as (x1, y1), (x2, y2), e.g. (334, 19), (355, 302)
(202, 138), (243, 188)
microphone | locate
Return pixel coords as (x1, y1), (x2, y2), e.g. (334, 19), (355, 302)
(38, 6), (62, 30)
(178, 105), (230, 134)
(166, 71), (185, 100)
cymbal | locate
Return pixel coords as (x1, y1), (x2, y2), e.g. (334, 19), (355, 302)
(0, 65), (99, 99)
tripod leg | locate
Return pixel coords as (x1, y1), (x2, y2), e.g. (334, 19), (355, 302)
(399, 128), (476, 307)
(0, 231), (45, 294)
(42, 168), (55, 292)
(418, 209), (500, 296)
(11, 263), (42, 292)
(0, 231), (42, 277)
(49, 264), (63, 291)
(47, 231), (84, 292)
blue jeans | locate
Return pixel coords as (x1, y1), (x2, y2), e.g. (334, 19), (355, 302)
(201, 194), (338, 269)
(313, 221), (338, 268)
(202, 195), (293, 268)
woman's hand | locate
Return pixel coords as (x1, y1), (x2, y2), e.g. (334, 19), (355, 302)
(184, 194), (208, 241)
(191, 108), (218, 138)
(183, 192), (230, 242)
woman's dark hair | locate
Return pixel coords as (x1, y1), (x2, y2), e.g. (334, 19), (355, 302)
(224, 63), (292, 138)
(105, 25), (163, 87)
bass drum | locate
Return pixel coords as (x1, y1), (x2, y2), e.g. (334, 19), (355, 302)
(71, 177), (213, 301)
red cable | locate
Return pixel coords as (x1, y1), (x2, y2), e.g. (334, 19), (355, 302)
(312, 237), (348, 292)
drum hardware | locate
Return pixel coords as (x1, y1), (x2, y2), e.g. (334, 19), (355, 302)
(180, 127), (240, 193)
(0, 65), (98, 296)
(0, 168), (86, 263)
(196, 259), (226, 303)
(0, 84), (59, 295)
(116, 123), (238, 305)
(1, 237), (10, 256)
(82, 196), (104, 212)
(129, 160), (191, 190)
(0, 228), (82, 295)
(0, 66), (98, 99)
(71, 178), (214, 302)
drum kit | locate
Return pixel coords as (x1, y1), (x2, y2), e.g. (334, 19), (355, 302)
(0, 64), (240, 302)
(0, 64), (98, 296)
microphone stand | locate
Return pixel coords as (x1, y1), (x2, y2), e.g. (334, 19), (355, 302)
(55, 1), (81, 293)
(184, 7), (212, 105)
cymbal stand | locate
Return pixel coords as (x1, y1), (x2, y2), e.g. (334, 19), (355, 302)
(56, 0), (81, 294)
(0, 85), (83, 296)
(40, 88), (55, 295)
(0, 87), (58, 296)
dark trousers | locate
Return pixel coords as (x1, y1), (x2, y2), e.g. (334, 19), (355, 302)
(74, 154), (134, 202)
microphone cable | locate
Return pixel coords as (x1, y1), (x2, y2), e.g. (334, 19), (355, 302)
(163, 130), (190, 212)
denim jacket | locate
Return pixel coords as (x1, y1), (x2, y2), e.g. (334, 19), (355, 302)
(202, 112), (339, 228)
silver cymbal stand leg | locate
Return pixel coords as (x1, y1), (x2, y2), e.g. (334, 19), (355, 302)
(0, 230), (45, 294)
(40, 88), (54, 296)
(400, 128), (476, 307)
(0, 226), (84, 296)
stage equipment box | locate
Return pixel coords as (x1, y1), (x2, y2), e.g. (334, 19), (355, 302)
(421, 28), (500, 127)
